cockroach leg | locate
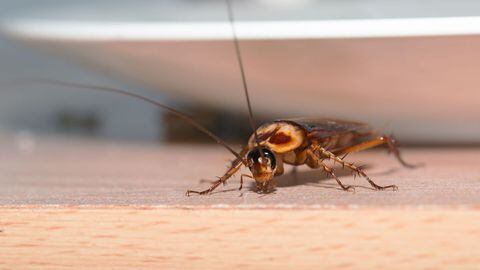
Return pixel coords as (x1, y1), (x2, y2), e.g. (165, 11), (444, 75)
(316, 146), (398, 191)
(306, 149), (355, 192)
(274, 156), (284, 176)
(332, 135), (419, 168)
(186, 156), (244, 196)
(186, 179), (224, 196)
(383, 135), (422, 168)
(239, 174), (253, 190)
(321, 162), (355, 192)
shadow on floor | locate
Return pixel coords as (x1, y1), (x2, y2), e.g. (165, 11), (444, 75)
(245, 164), (400, 192)
(204, 164), (400, 195)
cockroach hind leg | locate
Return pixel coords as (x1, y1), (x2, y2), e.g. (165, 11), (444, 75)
(385, 135), (423, 169)
(332, 135), (422, 169)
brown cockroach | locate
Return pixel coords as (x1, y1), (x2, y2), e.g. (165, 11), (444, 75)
(14, 0), (417, 195)
(188, 118), (417, 194)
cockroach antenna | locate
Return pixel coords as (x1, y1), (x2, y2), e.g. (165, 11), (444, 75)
(8, 78), (246, 164)
(225, 0), (265, 161)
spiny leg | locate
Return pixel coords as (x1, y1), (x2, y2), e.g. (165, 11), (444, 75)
(306, 149), (355, 192)
(186, 154), (245, 196)
(316, 146), (398, 191)
(186, 179), (224, 196)
(333, 135), (419, 168)
(384, 136), (421, 168)
(320, 162), (355, 192)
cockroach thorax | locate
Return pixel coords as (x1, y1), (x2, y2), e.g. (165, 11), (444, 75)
(249, 122), (305, 153)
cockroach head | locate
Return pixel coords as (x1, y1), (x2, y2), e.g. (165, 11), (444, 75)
(247, 147), (276, 170)
(246, 147), (276, 189)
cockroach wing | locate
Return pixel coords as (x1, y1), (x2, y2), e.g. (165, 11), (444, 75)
(279, 118), (373, 140)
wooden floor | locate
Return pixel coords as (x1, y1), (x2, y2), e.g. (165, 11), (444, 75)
(0, 137), (479, 269)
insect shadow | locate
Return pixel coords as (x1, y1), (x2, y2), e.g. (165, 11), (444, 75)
(244, 164), (400, 192)
(199, 157), (401, 195)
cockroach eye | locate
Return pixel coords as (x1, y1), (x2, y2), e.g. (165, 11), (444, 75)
(247, 148), (276, 170)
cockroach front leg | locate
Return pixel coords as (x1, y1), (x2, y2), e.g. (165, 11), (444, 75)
(186, 159), (244, 196)
(315, 146), (398, 191)
(239, 174), (253, 191)
(306, 149), (355, 192)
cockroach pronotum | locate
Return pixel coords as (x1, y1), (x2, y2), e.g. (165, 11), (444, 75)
(12, 0), (418, 195)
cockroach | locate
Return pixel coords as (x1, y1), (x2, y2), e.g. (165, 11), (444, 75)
(185, 0), (418, 195)
(12, 0), (417, 195)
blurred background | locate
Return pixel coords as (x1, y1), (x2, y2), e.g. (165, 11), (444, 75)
(1, 0), (480, 146)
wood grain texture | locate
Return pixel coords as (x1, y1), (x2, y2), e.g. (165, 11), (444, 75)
(1, 207), (480, 270)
